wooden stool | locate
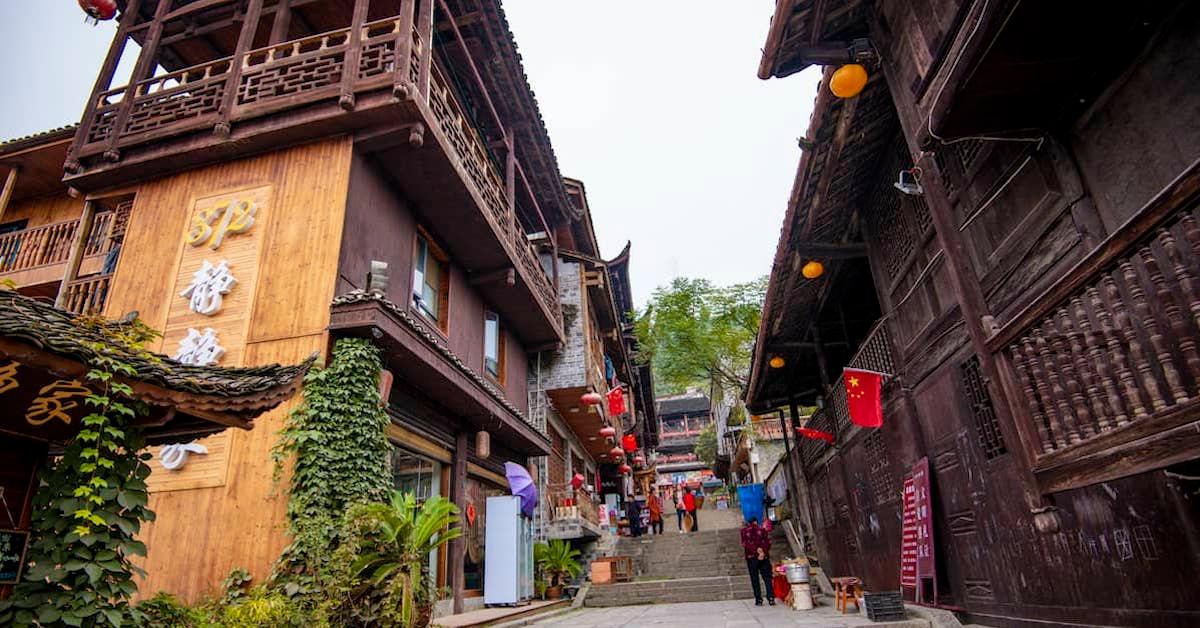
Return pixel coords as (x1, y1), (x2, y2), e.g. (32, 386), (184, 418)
(831, 577), (862, 614)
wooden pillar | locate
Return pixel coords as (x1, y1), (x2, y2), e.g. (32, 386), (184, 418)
(55, 200), (97, 309)
(393, 0), (417, 98)
(812, 325), (832, 390)
(781, 403), (812, 544)
(449, 430), (469, 614)
(339, 0), (371, 110)
(215, 0), (266, 137)
(916, 152), (1040, 474)
(102, 0), (170, 162)
(268, 0), (291, 44)
(0, 166), (18, 223)
(66, 0), (143, 172)
(416, 0), (434, 101)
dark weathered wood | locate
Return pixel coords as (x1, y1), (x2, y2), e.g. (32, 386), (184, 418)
(435, 0), (505, 138)
(468, 267), (514, 287)
(793, 241), (869, 259)
(338, 0), (371, 110)
(102, 0), (170, 161)
(214, 0), (265, 137)
(450, 430), (468, 614)
(416, 0), (434, 100)
(393, 0), (417, 98)
(269, 0), (292, 44)
(67, 0), (142, 169)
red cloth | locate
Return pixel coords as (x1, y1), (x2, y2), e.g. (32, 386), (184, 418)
(844, 368), (884, 428)
(683, 491), (696, 512)
(740, 523), (771, 560)
(797, 426), (835, 444)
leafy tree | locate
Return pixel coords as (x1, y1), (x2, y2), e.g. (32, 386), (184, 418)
(694, 423), (718, 470)
(633, 276), (766, 397)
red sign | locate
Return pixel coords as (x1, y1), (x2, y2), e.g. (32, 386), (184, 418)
(912, 457), (934, 576)
(899, 476), (917, 588)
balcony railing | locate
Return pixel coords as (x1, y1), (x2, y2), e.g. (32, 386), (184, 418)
(60, 274), (112, 315)
(989, 163), (1200, 492)
(547, 486), (600, 528)
(0, 211), (114, 275)
(73, 11), (560, 330)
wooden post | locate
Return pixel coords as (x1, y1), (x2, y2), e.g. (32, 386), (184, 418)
(916, 152), (1040, 474)
(55, 200), (97, 309)
(393, 0), (417, 99)
(812, 325), (832, 390)
(66, 0), (143, 172)
(214, 0), (266, 137)
(0, 166), (18, 223)
(436, 0), (505, 136)
(449, 430), (469, 614)
(268, 0), (291, 44)
(339, 0), (371, 110)
(102, 0), (170, 162)
(781, 403), (812, 543)
(416, 0), (434, 101)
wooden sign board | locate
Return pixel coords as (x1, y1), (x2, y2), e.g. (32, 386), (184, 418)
(0, 529), (30, 584)
(900, 476), (917, 588)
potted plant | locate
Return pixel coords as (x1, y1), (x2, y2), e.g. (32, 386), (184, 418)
(534, 540), (581, 600)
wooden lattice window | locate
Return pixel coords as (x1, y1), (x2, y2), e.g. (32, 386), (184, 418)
(961, 356), (1007, 460)
(864, 430), (898, 505)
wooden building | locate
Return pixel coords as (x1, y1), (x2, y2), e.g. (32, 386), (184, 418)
(748, 1), (1200, 626)
(0, 0), (649, 614)
(654, 392), (715, 487)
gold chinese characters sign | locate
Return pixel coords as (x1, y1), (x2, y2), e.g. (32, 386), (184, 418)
(0, 359), (97, 441)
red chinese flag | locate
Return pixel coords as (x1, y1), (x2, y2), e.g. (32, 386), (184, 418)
(607, 387), (626, 416)
(844, 368), (884, 428)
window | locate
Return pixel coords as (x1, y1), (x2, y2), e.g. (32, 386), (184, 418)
(391, 447), (439, 502)
(412, 230), (449, 330)
(484, 310), (505, 381)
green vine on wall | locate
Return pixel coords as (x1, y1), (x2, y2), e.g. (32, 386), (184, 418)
(273, 338), (393, 579)
(0, 317), (160, 627)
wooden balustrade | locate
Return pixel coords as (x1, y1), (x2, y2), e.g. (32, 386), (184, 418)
(60, 274), (112, 315)
(0, 212), (113, 274)
(547, 487), (601, 527)
(991, 161), (1200, 490)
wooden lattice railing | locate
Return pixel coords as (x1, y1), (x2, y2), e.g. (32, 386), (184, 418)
(547, 486), (601, 527)
(60, 274), (112, 315)
(990, 161), (1200, 491)
(0, 211), (114, 274)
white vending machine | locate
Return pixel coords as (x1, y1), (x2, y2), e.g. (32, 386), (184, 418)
(484, 495), (533, 606)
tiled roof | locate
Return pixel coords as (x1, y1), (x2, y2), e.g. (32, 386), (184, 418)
(331, 290), (528, 423)
(0, 124), (77, 154)
(656, 394), (711, 416)
(0, 290), (314, 417)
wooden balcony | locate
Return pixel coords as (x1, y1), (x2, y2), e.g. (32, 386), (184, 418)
(66, 8), (563, 346)
(59, 274), (113, 316)
(990, 161), (1200, 493)
(0, 211), (115, 287)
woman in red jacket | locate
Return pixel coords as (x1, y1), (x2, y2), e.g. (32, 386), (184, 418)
(683, 487), (699, 532)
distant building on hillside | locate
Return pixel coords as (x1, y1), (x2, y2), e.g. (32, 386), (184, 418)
(654, 391), (715, 488)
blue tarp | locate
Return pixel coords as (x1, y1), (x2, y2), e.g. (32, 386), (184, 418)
(737, 483), (765, 523)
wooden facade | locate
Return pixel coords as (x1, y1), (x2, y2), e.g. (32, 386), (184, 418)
(751, 1), (1200, 626)
(0, 0), (653, 616)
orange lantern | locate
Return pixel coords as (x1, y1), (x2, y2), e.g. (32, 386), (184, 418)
(829, 64), (868, 98)
(801, 260), (824, 280)
(769, 355), (786, 369)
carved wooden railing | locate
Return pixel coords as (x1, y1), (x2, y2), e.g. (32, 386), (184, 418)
(989, 161), (1200, 491)
(800, 409), (836, 471)
(60, 274), (112, 315)
(0, 212), (114, 274)
(547, 486), (601, 527)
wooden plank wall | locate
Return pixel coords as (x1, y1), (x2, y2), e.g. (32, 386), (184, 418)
(102, 137), (352, 602)
(0, 193), (81, 229)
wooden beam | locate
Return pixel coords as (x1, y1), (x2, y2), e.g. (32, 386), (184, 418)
(792, 240), (868, 259)
(393, 0), (417, 98)
(338, 0), (371, 110)
(67, 0), (144, 172)
(0, 166), (18, 222)
(468, 267), (515, 287)
(434, 11), (482, 32)
(416, 0), (434, 100)
(54, 201), (96, 309)
(103, 0), (173, 162)
(436, 0), (505, 137)
(450, 430), (468, 614)
(268, 0), (291, 44)
(214, 0), (265, 137)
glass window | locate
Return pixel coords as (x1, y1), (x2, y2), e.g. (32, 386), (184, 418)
(413, 233), (447, 328)
(391, 447), (438, 502)
(484, 311), (504, 381)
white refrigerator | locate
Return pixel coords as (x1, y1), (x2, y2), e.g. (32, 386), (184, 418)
(484, 495), (534, 606)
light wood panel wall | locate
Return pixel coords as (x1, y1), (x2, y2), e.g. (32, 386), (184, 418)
(104, 138), (352, 602)
(0, 193), (81, 229)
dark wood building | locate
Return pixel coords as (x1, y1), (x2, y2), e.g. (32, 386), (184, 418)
(748, 1), (1200, 626)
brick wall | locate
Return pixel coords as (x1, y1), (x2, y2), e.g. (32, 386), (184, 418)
(530, 261), (586, 391)
(549, 427), (566, 485)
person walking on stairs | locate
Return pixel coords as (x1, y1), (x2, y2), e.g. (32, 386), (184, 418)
(648, 490), (664, 535)
(741, 517), (775, 606)
(684, 487), (699, 532)
(625, 493), (643, 537)
(673, 487), (687, 532)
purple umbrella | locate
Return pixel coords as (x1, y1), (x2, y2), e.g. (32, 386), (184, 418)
(504, 462), (538, 518)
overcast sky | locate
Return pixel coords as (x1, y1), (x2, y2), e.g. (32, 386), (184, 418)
(0, 2), (818, 308)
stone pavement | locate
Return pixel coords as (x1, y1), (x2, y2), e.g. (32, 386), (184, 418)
(527, 599), (930, 628)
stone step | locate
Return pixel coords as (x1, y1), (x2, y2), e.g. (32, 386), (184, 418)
(584, 575), (756, 607)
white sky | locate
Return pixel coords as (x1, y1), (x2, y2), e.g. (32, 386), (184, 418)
(0, 2), (819, 308)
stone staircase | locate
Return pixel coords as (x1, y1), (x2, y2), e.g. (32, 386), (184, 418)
(585, 508), (794, 607)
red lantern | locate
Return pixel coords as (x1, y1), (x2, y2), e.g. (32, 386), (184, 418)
(621, 434), (637, 453)
(618, 464), (632, 474)
(599, 425), (617, 439)
(609, 447), (624, 459)
(571, 473), (585, 490)
(580, 392), (603, 406)
(78, 0), (117, 21)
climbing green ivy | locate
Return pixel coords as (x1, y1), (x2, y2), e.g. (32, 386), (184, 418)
(273, 338), (393, 579)
(0, 317), (159, 627)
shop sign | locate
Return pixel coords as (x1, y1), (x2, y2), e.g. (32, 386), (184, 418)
(0, 529), (30, 584)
